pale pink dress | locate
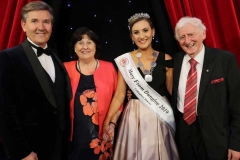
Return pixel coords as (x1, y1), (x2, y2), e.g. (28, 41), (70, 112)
(113, 100), (179, 160)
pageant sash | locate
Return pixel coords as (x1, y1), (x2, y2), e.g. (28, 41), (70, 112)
(115, 53), (175, 132)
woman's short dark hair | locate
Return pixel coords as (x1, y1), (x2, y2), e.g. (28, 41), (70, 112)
(69, 27), (101, 60)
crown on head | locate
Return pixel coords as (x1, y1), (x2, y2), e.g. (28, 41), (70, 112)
(128, 13), (150, 23)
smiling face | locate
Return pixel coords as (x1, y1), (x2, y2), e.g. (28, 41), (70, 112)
(131, 20), (155, 50)
(74, 34), (96, 61)
(177, 23), (206, 58)
(21, 10), (52, 48)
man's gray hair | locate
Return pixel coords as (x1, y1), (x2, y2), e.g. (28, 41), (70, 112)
(175, 16), (206, 40)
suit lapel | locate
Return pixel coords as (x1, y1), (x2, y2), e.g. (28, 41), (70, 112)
(22, 39), (58, 108)
(51, 50), (72, 101)
(198, 47), (217, 104)
(173, 52), (184, 109)
(174, 53), (184, 87)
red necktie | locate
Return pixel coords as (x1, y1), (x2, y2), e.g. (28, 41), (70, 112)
(183, 58), (198, 125)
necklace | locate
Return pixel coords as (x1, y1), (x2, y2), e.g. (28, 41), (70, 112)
(136, 51), (159, 82)
(78, 59), (98, 73)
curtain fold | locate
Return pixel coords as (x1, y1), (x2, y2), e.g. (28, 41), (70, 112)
(149, 0), (179, 55)
(0, 0), (38, 145)
(0, 0), (37, 50)
(164, 0), (240, 66)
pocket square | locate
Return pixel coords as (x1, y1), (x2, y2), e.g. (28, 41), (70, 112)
(211, 78), (224, 84)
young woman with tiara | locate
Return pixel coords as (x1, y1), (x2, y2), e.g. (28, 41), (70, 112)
(103, 13), (179, 160)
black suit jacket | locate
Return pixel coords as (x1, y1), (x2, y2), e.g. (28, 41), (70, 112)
(0, 39), (72, 159)
(172, 46), (240, 159)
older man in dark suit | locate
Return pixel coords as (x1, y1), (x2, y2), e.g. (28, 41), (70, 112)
(0, 1), (71, 160)
(172, 16), (240, 160)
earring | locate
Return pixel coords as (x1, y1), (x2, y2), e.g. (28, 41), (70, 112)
(132, 41), (134, 44)
(152, 36), (154, 40)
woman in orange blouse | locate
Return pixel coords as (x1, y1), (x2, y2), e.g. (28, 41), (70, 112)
(64, 27), (121, 160)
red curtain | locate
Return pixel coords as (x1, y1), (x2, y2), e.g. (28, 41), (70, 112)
(0, 0), (39, 144)
(0, 0), (39, 51)
(164, 0), (240, 67)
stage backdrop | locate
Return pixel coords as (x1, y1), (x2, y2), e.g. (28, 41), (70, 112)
(0, 0), (239, 66)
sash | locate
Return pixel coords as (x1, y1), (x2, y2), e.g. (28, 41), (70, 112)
(115, 52), (175, 132)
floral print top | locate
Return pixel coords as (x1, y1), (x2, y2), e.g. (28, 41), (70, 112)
(72, 73), (112, 160)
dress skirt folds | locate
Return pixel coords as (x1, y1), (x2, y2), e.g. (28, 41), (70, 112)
(113, 99), (179, 160)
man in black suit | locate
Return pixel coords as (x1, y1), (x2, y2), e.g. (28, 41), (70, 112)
(172, 16), (240, 160)
(0, 1), (71, 160)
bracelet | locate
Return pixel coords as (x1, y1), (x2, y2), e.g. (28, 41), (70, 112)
(109, 122), (116, 126)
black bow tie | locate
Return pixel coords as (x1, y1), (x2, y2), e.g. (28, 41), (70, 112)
(29, 42), (52, 57)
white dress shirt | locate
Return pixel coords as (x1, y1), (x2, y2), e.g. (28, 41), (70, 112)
(28, 38), (55, 82)
(177, 45), (205, 113)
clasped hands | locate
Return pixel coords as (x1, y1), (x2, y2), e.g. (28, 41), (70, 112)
(103, 122), (115, 142)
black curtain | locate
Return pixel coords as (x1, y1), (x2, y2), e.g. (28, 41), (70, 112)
(150, 0), (179, 54)
(44, 0), (178, 63)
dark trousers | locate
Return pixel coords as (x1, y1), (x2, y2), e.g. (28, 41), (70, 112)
(175, 111), (209, 160)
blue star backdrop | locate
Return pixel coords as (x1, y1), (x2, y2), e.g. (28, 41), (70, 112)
(44, 0), (178, 64)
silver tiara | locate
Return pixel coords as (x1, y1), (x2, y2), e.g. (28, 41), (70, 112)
(128, 13), (150, 23)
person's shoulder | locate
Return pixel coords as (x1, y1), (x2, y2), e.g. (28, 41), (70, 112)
(206, 46), (236, 60)
(0, 45), (23, 59)
(0, 45), (22, 53)
(164, 53), (172, 60)
(63, 60), (77, 67)
(98, 59), (114, 67)
(206, 46), (234, 54)
(98, 60), (117, 71)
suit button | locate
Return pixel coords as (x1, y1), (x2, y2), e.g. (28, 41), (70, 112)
(53, 111), (57, 115)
